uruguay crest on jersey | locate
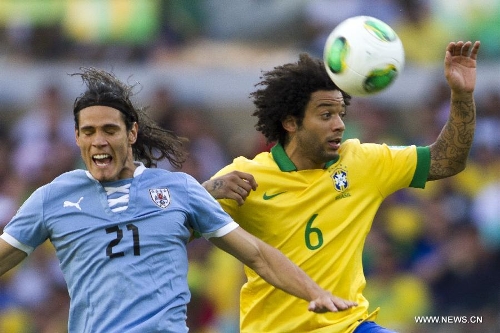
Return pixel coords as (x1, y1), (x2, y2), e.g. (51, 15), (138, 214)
(149, 188), (171, 208)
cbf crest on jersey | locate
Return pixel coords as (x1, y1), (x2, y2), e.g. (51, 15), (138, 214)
(149, 188), (171, 209)
(331, 168), (349, 192)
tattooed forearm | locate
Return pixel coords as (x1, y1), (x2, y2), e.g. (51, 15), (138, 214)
(428, 98), (475, 181)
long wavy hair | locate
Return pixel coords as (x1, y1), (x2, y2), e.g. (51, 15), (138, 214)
(72, 67), (187, 168)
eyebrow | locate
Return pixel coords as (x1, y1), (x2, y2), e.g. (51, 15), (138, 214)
(79, 123), (122, 131)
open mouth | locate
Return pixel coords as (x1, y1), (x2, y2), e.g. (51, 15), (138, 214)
(328, 138), (342, 149)
(93, 154), (112, 166)
(330, 138), (342, 144)
(328, 138), (342, 146)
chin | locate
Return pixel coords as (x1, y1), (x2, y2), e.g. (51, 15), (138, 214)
(89, 170), (114, 182)
(325, 151), (339, 160)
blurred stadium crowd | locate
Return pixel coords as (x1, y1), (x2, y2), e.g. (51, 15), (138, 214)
(0, 1), (500, 333)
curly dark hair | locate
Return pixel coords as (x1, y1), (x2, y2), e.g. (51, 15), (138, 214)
(251, 53), (351, 145)
(72, 67), (188, 168)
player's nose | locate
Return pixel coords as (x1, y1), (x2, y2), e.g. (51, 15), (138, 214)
(331, 115), (345, 132)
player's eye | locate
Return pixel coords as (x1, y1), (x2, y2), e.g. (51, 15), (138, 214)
(321, 112), (332, 120)
(81, 130), (94, 136)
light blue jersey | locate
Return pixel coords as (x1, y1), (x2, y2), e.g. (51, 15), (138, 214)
(2, 164), (236, 333)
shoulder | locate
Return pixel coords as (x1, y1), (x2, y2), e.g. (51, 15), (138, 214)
(212, 152), (272, 178)
(339, 139), (378, 158)
(340, 139), (417, 155)
(340, 138), (378, 152)
(338, 140), (421, 172)
(142, 167), (193, 181)
(232, 152), (273, 169)
(22, 170), (90, 203)
(140, 168), (201, 189)
(50, 169), (90, 186)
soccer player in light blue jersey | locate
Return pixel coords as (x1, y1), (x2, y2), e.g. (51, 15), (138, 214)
(0, 68), (357, 333)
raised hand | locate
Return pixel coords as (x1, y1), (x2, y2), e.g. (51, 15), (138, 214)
(444, 41), (480, 94)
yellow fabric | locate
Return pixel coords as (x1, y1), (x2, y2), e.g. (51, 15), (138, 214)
(364, 274), (432, 331)
(0, 308), (33, 333)
(205, 247), (244, 317)
(213, 139), (426, 333)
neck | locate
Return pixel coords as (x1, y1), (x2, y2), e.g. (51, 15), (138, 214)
(284, 142), (324, 170)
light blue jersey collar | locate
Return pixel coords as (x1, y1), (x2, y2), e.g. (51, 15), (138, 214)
(85, 161), (146, 181)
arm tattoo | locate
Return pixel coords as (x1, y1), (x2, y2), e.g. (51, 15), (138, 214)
(429, 98), (475, 180)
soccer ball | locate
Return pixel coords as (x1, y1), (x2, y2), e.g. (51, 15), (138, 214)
(323, 16), (405, 96)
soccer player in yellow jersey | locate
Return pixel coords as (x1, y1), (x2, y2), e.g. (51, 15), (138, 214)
(203, 41), (481, 333)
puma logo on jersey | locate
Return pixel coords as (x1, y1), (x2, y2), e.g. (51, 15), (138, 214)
(63, 197), (84, 210)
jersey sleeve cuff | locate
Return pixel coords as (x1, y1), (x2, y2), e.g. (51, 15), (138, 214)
(0, 233), (34, 255)
(202, 221), (239, 239)
(410, 146), (431, 188)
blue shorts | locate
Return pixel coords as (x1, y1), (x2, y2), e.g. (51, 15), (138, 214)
(353, 321), (398, 333)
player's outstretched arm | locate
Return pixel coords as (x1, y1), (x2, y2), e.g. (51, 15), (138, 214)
(428, 41), (480, 181)
(0, 238), (27, 276)
(203, 171), (258, 206)
(210, 226), (357, 313)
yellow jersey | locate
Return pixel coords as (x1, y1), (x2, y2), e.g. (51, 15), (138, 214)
(213, 139), (430, 333)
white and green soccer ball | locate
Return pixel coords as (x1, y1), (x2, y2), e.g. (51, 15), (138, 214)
(323, 16), (405, 96)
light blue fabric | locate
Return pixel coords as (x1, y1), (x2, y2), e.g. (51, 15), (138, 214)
(3, 166), (234, 333)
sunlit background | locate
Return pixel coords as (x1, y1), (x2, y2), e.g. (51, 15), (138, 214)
(0, 1), (499, 332)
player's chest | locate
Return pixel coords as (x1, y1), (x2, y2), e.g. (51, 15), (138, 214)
(248, 165), (375, 206)
(46, 186), (190, 236)
(238, 168), (379, 236)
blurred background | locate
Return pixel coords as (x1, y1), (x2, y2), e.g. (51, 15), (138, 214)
(0, 0), (499, 332)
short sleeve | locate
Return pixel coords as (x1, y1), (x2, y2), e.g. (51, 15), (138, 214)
(3, 187), (50, 250)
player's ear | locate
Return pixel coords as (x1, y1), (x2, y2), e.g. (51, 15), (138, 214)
(282, 115), (297, 133)
(75, 128), (81, 146)
(128, 122), (138, 144)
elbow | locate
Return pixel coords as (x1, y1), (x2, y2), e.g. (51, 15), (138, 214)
(428, 144), (471, 180)
(428, 160), (467, 181)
